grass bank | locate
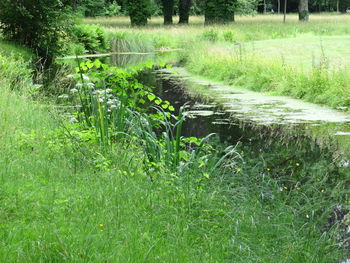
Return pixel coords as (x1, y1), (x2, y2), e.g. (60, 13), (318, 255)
(0, 40), (34, 61)
(0, 54), (348, 261)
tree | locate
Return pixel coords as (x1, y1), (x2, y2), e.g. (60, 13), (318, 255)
(125, 0), (151, 26)
(0, 0), (73, 64)
(298, 0), (309, 20)
(179, 0), (191, 23)
(162, 0), (174, 24)
(205, 0), (236, 24)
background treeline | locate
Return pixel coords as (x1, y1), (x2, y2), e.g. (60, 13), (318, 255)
(72, 0), (350, 18)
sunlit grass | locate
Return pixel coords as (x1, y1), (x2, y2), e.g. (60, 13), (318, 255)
(86, 14), (350, 108)
(0, 39), (34, 60)
(87, 14), (350, 69)
(0, 54), (347, 262)
(86, 14), (350, 40)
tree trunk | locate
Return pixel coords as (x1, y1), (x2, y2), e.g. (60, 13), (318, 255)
(162, 0), (174, 25)
(179, 0), (191, 24)
(283, 0), (287, 23)
(336, 0), (339, 12)
(298, 0), (309, 21)
(204, 0), (216, 24)
(277, 0), (280, 13)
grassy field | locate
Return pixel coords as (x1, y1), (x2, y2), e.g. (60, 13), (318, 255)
(0, 14), (349, 262)
(0, 52), (348, 262)
(85, 14), (350, 108)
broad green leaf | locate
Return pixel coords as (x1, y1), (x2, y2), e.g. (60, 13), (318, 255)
(147, 94), (156, 101)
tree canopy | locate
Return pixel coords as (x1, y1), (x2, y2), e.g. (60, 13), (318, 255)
(0, 0), (73, 63)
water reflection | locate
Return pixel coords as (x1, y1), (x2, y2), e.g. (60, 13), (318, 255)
(139, 68), (350, 160)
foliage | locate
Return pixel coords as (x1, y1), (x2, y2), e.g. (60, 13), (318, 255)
(0, 0), (73, 63)
(125, 0), (151, 26)
(59, 60), (174, 148)
(0, 40), (34, 61)
(70, 24), (109, 54)
(222, 29), (237, 42)
(0, 54), (36, 93)
(205, 0), (236, 23)
(0, 61), (347, 261)
(77, 0), (122, 17)
(200, 29), (219, 41)
(235, 0), (259, 14)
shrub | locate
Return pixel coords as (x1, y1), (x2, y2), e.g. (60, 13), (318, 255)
(125, 0), (151, 26)
(70, 24), (109, 54)
(80, 0), (121, 17)
(222, 30), (236, 42)
(200, 29), (219, 42)
(0, 0), (73, 64)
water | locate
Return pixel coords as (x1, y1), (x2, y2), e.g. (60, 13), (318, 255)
(138, 67), (350, 164)
(58, 50), (350, 161)
(58, 51), (350, 258)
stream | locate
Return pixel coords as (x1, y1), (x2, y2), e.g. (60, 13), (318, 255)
(139, 67), (350, 165)
(59, 50), (350, 259)
(60, 48), (350, 163)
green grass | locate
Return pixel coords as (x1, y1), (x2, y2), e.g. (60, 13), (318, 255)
(87, 14), (350, 109)
(0, 55), (348, 262)
(0, 40), (34, 61)
(223, 35), (350, 71)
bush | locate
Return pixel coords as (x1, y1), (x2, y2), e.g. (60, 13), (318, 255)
(200, 29), (219, 42)
(125, 0), (151, 26)
(70, 24), (109, 54)
(0, 0), (73, 64)
(0, 54), (35, 93)
(80, 0), (121, 17)
(222, 30), (236, 42)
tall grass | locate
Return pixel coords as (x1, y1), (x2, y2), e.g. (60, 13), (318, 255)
(89, 14), (350, 109)
(0, 39), (34, 61)
(183, 43), (350, 108)
(1, 54), (348, 262)
(89, 14), (350, 43)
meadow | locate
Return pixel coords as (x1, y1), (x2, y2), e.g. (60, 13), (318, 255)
(0, 14), (349, 262)
(86, 14), (350, 108)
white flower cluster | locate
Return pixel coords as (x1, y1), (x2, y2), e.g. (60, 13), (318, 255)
(63, 73), (120, 113)
(58, 94), (69, 99)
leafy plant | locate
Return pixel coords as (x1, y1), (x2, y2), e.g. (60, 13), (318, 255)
(200, 29), (219, 42)
(0, 0), (73, 64)
(70, 24), (109, 54)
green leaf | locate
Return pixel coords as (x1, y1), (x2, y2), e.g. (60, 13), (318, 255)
(94, 59), (102, 69)
(147, 94), (156, 101)
(155, 99), (162, 105)
(86, 60), (94, 69)
(168, 106), (175, 112)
